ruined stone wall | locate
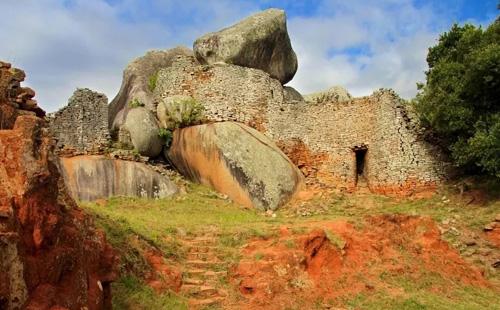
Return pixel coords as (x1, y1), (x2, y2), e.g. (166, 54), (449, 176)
(155, 57), (446, 196)
(267, 90), (447, 195)
(49, 88), (110, 153)
(155, 55), (284, 131)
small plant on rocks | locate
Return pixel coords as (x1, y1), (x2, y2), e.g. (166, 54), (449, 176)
(128, 98), (144, 108)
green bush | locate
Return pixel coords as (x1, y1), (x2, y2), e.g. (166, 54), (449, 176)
(148, 71), (158, 92)
(158, 128), (173, 148)
(413, 19), (500, 177)
(159, 96), (205, 131)
(128, 98), (144, 108)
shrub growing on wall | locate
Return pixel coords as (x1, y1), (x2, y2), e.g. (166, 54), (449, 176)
(157, 96), (205, 148)
(157, 95), (205, 130)
(414, 19), (500, 177)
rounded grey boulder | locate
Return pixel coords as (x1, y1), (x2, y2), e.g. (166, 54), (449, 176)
(167, 122), (304, 211)
(283, 86), (304, 103)
(304, 86), (353, 104)
(124, 107), (163, 157)
(193, 8), (298, 85)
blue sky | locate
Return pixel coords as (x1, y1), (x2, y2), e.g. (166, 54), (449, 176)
(0, 0), (497, 112)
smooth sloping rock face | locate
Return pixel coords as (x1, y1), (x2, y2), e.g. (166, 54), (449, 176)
(59, 156), (178, 201)
(167, 122), (304, 210)
(109, 47), (193, 132)
(124, 107), (163, 157)
(193, 8), (298, 84)
(0, 62), (117, 310)
(304, 86), (352, 104)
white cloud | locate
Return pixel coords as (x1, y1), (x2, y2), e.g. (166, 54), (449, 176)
(287, 0), (442, 98)
(0, 0), (258, 112)
(0, 0), (487, 111)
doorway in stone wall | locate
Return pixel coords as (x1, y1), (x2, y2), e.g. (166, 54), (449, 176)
(353, 145), (368, 190)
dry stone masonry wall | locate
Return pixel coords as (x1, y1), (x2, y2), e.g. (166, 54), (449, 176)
(154, 57), (446, 196)
(49, 88), (110, 154)
(268, 90), (447, 195)
(154, 55), (285, 131)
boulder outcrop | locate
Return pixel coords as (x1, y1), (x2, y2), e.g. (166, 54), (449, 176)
(0, 62), (117, 310)
(167, 122), (304, 210)
(193, 8), (298, 84)
(109, 47), (193, 132)
(304, 85), (352, 104)
(59, 155), (178, 201)
(124, 107), (163, 157)
(283, 86), (304, 103)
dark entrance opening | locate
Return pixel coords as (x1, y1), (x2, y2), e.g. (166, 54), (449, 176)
(355, 149), (367, 176)
(353, 145), (368, 186)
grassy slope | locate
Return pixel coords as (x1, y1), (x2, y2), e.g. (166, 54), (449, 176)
(81, 183), (499, 310)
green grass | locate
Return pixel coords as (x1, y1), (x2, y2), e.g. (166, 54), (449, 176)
(345, 279), (500, 310)
(112, 275), (187, 310)
(148, 71), (158, 92)
(82, 184), (282, 236)
(80, 182), (500, 309)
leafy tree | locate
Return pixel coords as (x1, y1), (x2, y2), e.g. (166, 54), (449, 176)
(414, 18), (500, 177)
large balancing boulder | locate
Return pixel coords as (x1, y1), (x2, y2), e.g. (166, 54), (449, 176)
(109, 46), (193, 132)
(124, 107), (163, 157)
(193, 8), (298, 85)
(167, 122), (304, 211)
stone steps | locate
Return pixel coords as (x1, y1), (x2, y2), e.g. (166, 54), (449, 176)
(188, 296), (225, 307)
(186, 259), (223, 269)
(179, 233), (228, 309)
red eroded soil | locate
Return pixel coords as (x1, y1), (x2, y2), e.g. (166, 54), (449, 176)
(0, 62), (118, 310)
(230, 215), (488, 309)
(144, 250), (182, 293)
(485, 224), (500, 247)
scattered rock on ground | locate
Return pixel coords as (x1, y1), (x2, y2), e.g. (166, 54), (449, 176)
(193, 8), (298, 84)
(283, 86), (304, 103)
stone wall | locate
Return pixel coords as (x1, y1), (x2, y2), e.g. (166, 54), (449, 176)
(268, 90), (447, 195)
(49, 88), (110, 153)
(154, 55), (284, 131)
(154, 56), (447, 196)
